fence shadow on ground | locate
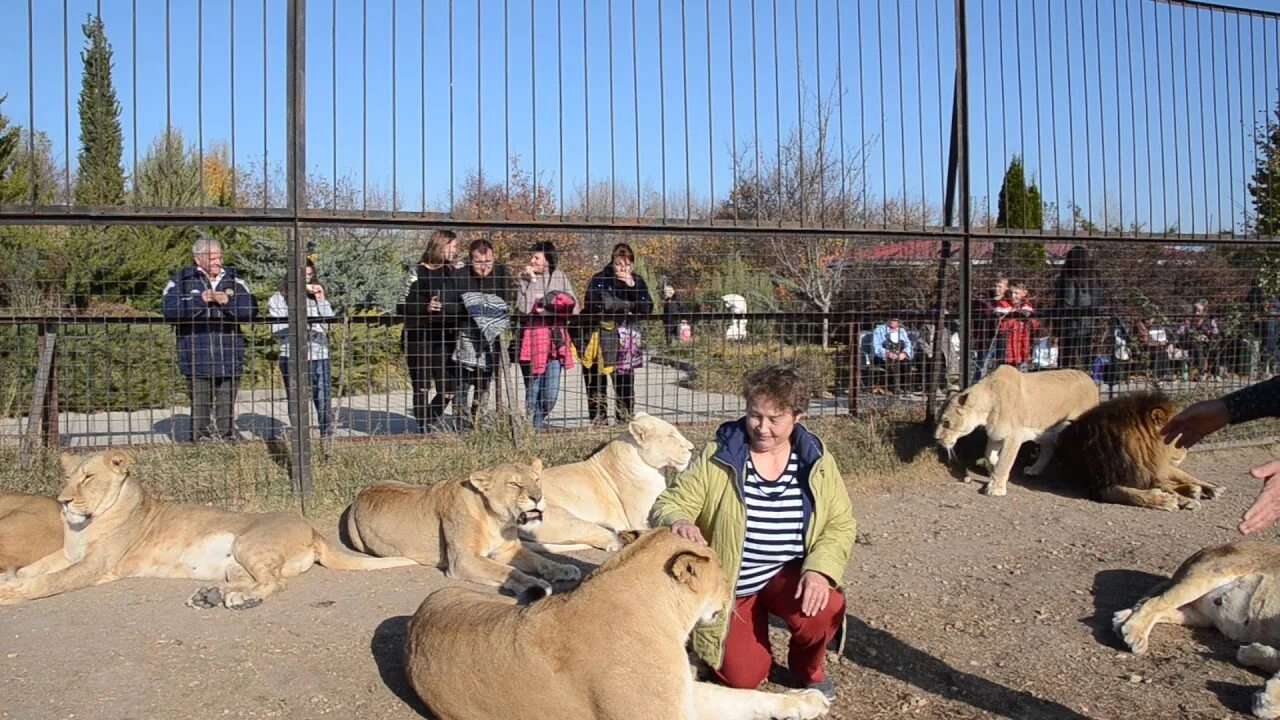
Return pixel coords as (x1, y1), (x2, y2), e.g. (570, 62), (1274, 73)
(842, 614), (1092, 719)
(152, 415), (190, 443)
(236, 412), (287, 441)
(371, 615), (436, 719)
(337, 408), (418, 436)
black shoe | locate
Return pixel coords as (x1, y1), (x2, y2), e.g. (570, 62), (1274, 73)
(806, 677), (836, 700)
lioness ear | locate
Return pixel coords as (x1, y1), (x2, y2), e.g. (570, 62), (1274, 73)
(956, 390), (970, 406)
(530, 458), (543, 473)
(667, 550), (710, 589)
(466, 469), (494, 494)
(104, 449), (131, 472)
(60, 453), (80, 475)
(628, 417), (650, 444)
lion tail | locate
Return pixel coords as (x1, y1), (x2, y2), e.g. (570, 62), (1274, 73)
(312, 532), (416, 571)
(339, 504), (366, 553)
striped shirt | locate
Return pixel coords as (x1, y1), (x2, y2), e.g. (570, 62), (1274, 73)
(735, 451), (806, 597)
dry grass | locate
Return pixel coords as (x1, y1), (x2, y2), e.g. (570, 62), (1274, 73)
(0, 409), (951, 519)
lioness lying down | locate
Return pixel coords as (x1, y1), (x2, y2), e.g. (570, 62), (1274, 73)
(1054, 391), (1220, 511)
(0, 490), (62, 573)
(1114, 541), (1280, 718)
(0, 451), (415, 609)
(405, 528), (830, 720)
(521, 412), (695, 552)
(343, 459), (580, 599)
(935, 366), (1098, 496)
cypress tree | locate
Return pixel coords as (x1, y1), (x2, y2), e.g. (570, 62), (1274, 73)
(994, 156), (1045, 269)
(0, 95), (23, 203)
(75, 14), (124, 205)
(1249, 97), (1280, 237)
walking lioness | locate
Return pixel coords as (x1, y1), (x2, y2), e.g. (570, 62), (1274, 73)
(935, 366), (1098, 496)
(1115, 541), (1280, 718)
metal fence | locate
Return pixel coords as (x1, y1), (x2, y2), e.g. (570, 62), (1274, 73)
(0, 0), (1278, 498)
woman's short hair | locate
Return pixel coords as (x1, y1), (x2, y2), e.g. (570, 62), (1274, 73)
(529, 240), (558, 272)
(611, 242), (635, 264)
(743, 364), (811, 415)
(419, 229), (457, 265)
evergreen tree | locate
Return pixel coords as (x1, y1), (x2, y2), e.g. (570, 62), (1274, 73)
(1249, 96), (1280, 237)
(74, 14), (124, 205)
(0, 95), (20, 202)
(994, 156), (1045, 269)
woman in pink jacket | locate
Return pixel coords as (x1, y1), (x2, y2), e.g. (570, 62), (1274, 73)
(516, 241), (579, 429)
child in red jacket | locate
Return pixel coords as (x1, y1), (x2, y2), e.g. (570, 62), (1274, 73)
(997, 281), (1039, 370)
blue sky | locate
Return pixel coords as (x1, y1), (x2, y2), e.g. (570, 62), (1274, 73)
(1, 0), (1278, 234)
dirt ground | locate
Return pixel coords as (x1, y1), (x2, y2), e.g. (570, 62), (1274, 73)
(3, 446), (1279, 720)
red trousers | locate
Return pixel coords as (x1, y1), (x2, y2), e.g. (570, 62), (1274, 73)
(713, 561), (846, 689)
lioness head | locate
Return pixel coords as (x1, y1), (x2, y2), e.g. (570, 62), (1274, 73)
(666, 544), (732, 626)
(466, 459), (546, 529)
(57, 449), (132, 530)
(628, 413), (695, 472)
(935, 387), (987, 451)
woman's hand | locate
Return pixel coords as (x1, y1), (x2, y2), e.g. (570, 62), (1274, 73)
(670, 520), (707, 546)
(795, 570), (831, 617)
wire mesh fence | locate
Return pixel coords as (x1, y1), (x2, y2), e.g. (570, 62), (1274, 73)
(1, 0), (1278, 499)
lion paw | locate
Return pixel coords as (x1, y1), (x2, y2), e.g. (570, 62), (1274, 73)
(224, 592), (263, 610)
(513, 579), (554, 603)
(545, 563), (581, 584)
(1255, 675), (1280, 719)
(1112, 609), (1148, 655)
(1203, 485), (1224, 500)
(0, 581), (23, 605)
(1179, 499), (1202, 511)
(980, 482), (1007, 497)
(187, 586), (224, 610)
(1239, 643), (1280, 669)
(778, 689), (831, 719)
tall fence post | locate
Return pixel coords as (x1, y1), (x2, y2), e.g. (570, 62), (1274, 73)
(954, 0), (973, 393)
(286, 0), (314, 506)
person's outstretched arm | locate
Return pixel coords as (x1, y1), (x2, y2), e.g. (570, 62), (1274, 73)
(1162, 375), (1280, 448)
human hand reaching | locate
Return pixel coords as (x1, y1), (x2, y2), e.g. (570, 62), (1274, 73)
(1160, 399), (1229, 449)
(1240, 460), (1280, 535)
(670, 520), (707, 546)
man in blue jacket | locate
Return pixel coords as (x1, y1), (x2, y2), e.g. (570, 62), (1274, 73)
(162, 236), (258, 442)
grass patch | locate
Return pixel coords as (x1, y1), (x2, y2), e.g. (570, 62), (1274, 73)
(658, 337), (843, 397)
(0, 409), (949, 519)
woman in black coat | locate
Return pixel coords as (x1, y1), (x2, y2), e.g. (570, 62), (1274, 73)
(1054, 245), (1102, 372)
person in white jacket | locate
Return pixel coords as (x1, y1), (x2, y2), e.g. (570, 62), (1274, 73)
(269, 258), (335, 437)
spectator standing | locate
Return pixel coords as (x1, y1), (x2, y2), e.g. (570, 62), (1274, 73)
(162, 236), (259, 442)
(268, 258), (335, 438)
(453, 239), (514, 429)
(398, 230), (462, 433)
(1176, 299), (1221, 381)
(516, 241), (579, 430)
(1053, 245), (1102, 372)
(581, 243), (653, 426)
(997, 280), (1038, 370)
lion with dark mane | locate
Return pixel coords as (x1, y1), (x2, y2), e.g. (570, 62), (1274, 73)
(1053, 391), (1220, 510)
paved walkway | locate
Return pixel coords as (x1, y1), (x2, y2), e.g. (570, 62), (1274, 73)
(4, 360), (848, 447)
